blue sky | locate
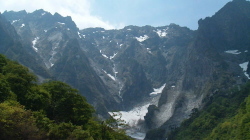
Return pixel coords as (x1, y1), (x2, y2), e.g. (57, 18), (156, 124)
(91, 0), (232, 29)
(0, 0), (233, 30)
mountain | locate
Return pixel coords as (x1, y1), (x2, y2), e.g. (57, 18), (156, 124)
(1, 0), (250, 139)
(167, 82), (250, 140)
(0, 12), (50, 79)
(2, 10), (120, 117)
(0, 54), (133, 140)
(145, 0), (250, 139)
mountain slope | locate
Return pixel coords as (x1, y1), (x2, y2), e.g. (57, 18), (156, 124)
(167, 82), (250, 140)
(2, 1), (250, 139)
(145, 0), (250, 139)
(0, 13), (50, 79)
(0, 54), (133, 140)
(50, 38), (120, 115)
(2, 10), (121, 117)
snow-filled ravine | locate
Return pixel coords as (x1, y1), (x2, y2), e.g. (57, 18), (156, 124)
(109, 83), (166, 140)
(135, 35), (149, 42)
(224, 50), (241, 54)
(239, 61), (250, 79)
(32, 37), (39, 52)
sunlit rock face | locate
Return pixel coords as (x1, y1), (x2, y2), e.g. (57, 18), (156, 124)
(2, 1), (250, 139)
(145, 0), (250, 139)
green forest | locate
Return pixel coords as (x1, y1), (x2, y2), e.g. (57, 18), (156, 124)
(167, 80), (250, 140)
(0, 54), (132, 140)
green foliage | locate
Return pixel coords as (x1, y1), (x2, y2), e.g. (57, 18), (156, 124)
(0, 54), (7, 73)
(3, 60), (37, 105)
(0, 100), (47, 140)
(205, 95), (250, 140)
(41, 81), (94, 125)
(25, 86), (51, 111)
(0, 74), (11, 102)
(168, 82), (250, 140)
(0, 54), (132, 140)
(48, 122), (92, 140)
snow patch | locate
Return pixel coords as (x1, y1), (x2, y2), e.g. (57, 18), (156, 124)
(77, 32), (82, 38)
(107, 74), (116, 81)
(21, 24), (25, 28)
(146, 48), (152, 54)
(150, 83), (166, 96)
(113, 66), (118, 78)
(102, 54), (109, 59)
(49, 50), (56, 67)
(225, 50), (241, 54)
(110, 104), (150, 127)
(67, 28), (70, 30)
(127, 29), (132, 31)
(103, 70), (116, 81)
(110, 53), (117, 59)
(41, 12), (46, 16)
(135, 35), (149, 42)
(110, 86), (162, 139)
(32, 37), (39, 52)
(58, 22), (65, 25)
(44, 30), (47, 32)
(100, 50), (109, 59)
(245, 50), (248, 53)
(102, 36), (105, 39)
(11, 19), (19, 24)
(239, 62), (250, 79)
(155, 29), (168, 37)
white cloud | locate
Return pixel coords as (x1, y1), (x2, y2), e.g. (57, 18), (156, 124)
(0, 0), (122, 29)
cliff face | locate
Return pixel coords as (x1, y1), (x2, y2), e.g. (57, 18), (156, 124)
(1, 10), (118, 117)
(0, 13), (50, 79)
(2, 1), (250, 139)
(145, 0), (250, 139)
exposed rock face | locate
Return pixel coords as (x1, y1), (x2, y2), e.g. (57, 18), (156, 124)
(78, 24), (195, 111)
(1, 1), (250, 139)
(1, 10), (119, 117)
(145, 0), (250, 139)
(0, 13), (50, 79)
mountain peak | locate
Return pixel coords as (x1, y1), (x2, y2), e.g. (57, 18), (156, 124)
(233, 0), (246, 2)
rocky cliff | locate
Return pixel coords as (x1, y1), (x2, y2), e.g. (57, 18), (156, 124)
(145, 0), (250, 139)
(1, 1), (250, 139)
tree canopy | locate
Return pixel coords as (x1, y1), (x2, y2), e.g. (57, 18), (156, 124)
(0, 54), (132, 140)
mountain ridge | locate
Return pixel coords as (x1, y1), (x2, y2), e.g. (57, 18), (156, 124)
(1, 1), (250, 139)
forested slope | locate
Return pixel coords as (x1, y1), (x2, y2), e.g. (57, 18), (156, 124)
(167, 82), (250, 140)
(0, 54), (132, 140)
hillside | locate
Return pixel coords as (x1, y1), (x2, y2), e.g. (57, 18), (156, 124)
(1, 0), (250, 139)
(0, 54), (132, 140)
(167, 82), (250, 140)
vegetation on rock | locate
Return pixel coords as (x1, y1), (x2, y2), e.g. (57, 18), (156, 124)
(167, 83), (250, 140)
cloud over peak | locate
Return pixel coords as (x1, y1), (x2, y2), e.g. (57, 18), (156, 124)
(0, 0), (121, 29)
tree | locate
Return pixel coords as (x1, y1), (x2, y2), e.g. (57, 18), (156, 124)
(0, 74), (11, 102)
(41, 81), (94, 125)
(0, 54), (7, 73)
(25, 86), (51, 111)
(3, 61), (36, 104)
(0, 100), (47, 140)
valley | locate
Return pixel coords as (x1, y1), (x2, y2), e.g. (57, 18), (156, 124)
(0, 0), (250, 139)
